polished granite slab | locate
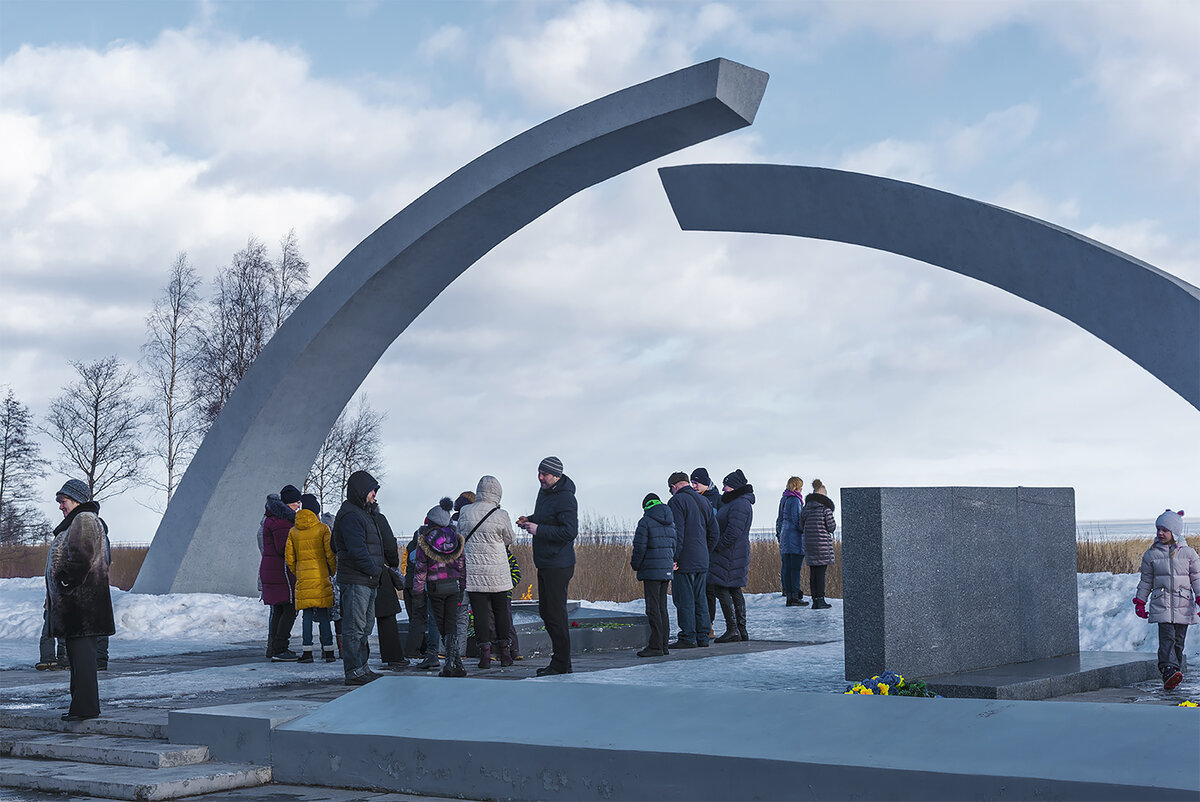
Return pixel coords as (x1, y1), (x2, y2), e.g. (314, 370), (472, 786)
(922, 650), (1162, 700)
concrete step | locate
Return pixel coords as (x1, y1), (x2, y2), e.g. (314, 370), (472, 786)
(0, 755), (271, 800)
(6, 732), (211, 768)
(0, 727), (56, 755)
(0, 709), (169, 740)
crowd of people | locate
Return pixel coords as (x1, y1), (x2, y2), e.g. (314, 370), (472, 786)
(257, 456), (579, 684)
(36, 463), (1195, 722)
(256, 459), (843, 682)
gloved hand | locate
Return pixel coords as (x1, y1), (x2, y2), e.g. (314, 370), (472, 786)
(1132, 597), (1148, 619)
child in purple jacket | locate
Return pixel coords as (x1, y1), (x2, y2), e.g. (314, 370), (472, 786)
(410, 498), (467, 677)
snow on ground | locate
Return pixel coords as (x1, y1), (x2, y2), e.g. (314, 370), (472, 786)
(1, 573), (1197, 704)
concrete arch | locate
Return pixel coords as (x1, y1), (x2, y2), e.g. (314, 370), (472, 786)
(658, 164), (1200, 411)
(133, 59), (769, 595)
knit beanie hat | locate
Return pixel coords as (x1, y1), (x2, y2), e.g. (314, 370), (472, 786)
(1155, 509), (1184, 538)
(668, 471), (689, 489)
(538, 456), (564, 477)
(454, 492), (475, 512)
(642, 493), (662, 510)
(56, 479), (91, 504)
(280, 484), (302, 505)
(427, 497), (454, 528)
(722, 469), (748, 490)
(690, 467), (711, 487)
(301, 494), (321, 514)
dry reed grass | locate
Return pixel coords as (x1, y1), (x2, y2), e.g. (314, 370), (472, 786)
(1075, 538), (1147, 574)
(0, 543), (148, 591)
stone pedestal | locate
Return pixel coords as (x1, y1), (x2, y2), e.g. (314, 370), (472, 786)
(841, 487), (1078, 681)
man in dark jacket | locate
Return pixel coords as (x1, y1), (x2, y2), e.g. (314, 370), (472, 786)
(332, 470), (385, 685)
(47, 479), (114, 721)
(631, 493), (675, 657)
(691, 467), (721, 511)
(667, 471), (718, 648)
(517, 456), (577, 676)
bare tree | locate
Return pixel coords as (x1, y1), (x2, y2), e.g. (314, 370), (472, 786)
(192, 237), (272, 425)
(192, 233), (310, 428)
(141, 252), (204, 507)
(272, 228), (310, 333)
(305, 394), (386, 512)
(43, 358), (150, 501)
(0, 387), (49, 545)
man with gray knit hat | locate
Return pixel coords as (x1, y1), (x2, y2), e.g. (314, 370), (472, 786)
(518, 456), (578, 676)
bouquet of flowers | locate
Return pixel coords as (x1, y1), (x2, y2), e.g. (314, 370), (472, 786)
(845, 671), (939, 697)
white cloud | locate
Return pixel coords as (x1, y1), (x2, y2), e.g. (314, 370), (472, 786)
(487, 0), (696, 108)
(836, 138), (936, 184)
(419, 25), (467, 61)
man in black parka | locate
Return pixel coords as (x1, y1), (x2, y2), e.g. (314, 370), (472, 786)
(667, 471), (719, 648)
(332, 470), (385, 685)
(517, 456), (578, 676)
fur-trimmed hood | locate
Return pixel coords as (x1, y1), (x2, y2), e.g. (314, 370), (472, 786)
(264, 493), (296, 523)
(419, 524), (464, 563)
(805, 492), (835, 512)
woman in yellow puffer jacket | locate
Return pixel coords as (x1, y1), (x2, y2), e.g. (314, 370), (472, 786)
(286, 495), (338, 662)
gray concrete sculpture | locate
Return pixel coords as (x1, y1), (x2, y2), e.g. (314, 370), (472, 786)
(132, 59), (769, 595)
(659, 164), (1200, 411)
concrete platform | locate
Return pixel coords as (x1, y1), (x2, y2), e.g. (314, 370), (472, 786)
(270, 676), (1199, 801)
(170, 700), (314, 764)
(923, 651), (1161, 700)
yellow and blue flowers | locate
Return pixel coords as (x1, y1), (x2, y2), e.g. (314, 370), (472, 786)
(844, 671), (939, 697)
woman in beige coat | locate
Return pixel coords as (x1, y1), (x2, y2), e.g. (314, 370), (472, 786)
(460, 475), (517, 668)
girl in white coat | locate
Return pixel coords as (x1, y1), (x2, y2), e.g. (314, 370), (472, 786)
(1133, 509), (1200, 690)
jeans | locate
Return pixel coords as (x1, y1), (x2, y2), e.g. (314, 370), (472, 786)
(538, 564), (574, 671)
(781, 552), (805, 600)
(643, 579), (669, 652)
(301, 607), (333, 649)
(455, 595), (469, 657)
(672, 571), (710, 645)
(339, 582), (377, 677)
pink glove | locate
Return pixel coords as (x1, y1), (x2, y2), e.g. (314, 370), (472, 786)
(1132, 598), (1148, 619)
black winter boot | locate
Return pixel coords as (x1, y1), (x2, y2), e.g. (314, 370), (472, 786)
(477, 643), (492, 669)
(733, 591), (748, 641)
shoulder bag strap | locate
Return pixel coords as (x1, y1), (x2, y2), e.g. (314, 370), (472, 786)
(463, 505), (500, 542)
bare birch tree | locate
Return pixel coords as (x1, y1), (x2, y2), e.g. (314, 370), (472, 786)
(192, 234), (310, 428)
(272, 228), (310, 333)
(43, 357), (150, 501)
(305, 394), (386, 512)
(192, 237), (273, 426)
(0, 387), (49, 545)
(141, 252), (204, 507)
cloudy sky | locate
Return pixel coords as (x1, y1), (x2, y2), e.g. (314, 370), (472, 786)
(2, 0), (1197, 544)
